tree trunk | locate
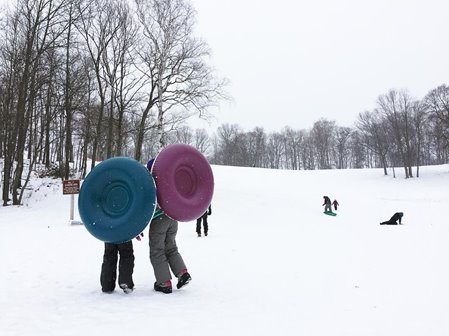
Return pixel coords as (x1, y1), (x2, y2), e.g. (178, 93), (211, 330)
(12, 60), (32, 204)
(64, 8), (74, 180)
(91, 96), (105, 169)
(134, 101), (153, 162)
(156, 101), (165, 151)
(106, 90), (114, 158)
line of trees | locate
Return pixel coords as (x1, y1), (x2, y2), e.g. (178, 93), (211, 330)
(101, 84), (448, 177)
(0, 0), (226, 206)
(208, 86), (449, 175)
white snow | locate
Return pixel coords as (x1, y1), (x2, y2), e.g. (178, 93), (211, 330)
(1, 164), (449, 336)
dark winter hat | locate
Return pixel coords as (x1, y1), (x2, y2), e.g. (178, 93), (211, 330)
(147, 158), (155, 171)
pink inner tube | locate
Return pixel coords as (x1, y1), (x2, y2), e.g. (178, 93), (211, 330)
(152, 144), (214, 222)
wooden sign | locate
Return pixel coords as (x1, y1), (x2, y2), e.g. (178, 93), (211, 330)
(63, 179), (80, 195)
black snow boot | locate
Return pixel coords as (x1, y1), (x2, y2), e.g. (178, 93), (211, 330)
(177, 272), (192, 289)
(154, 281), (172, 294)
(120, 283), (133, 294)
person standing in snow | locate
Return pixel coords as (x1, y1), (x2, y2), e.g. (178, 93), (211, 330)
(196, 204), (212, 237)
(100, 240), (136, 294)
(323, 196), (332, 212)
(147, 159), (192, 294)
(380, 212), (404, 225)
(332, 199), (339, 211)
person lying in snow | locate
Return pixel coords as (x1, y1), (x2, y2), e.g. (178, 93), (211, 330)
(380, 212), (404, 225)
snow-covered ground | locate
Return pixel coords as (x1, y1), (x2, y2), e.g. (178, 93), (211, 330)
(1, 164), (449, 336)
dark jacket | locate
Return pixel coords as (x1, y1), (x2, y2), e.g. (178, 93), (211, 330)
(332, 200), (339, 210)
(380, 212), (403, 225)
(202, 205), (212, 217)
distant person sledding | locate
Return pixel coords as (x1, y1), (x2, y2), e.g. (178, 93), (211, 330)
(380, 212), (404, 225)
(332, 199), (339, 211)
(323, 196), (336, 216)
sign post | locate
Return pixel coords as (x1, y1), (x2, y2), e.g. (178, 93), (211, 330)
(63, 180), (81, 225)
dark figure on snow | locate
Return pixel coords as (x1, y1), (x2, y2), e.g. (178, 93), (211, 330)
(196, 205), (212, 237)
(100, 241), (135, 294)
(332, 199), (339, 211)
(380, 212), (404, 225)
(323, 196), (332, 213)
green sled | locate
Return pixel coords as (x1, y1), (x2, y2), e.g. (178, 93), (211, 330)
(324, 211), (337, 216)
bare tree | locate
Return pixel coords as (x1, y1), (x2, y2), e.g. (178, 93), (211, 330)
(247, 127), (267, 168)
(193, 128), (210, 156)
(0, 9), (21, 205)
(101, 0), (141, 157)
(173, 125), (193, 145)
(212, 123), (242, 166)
(62, 2), (75, 179)
(267, 132), (285, 169)
(311, 119), (336, 169)
(424, 84), (449, 153)
(283, 126), (304, 170)
(348, 130), (366, 168)
(411, 100), (427, 177)
(76, 0), (122, 167)
(334, 126), (352, 169)
(356, 110), (390, 174)
(134, 0), (227, 159)
(6, 0), (71, 204)
(377, 89), (414, 178)
(301, 131), (316, 170)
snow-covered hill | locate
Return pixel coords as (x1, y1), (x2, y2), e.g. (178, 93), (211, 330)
(1, 164), (449, 336)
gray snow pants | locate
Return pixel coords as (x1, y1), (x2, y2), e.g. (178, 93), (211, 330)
(149, 214), (187, 283)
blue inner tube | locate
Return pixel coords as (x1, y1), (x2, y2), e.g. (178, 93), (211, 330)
(78, 157), (156, 243)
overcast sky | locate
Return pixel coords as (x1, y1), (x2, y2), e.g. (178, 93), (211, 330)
(189, 0), (449, 132)
(1, 0), (447, 133)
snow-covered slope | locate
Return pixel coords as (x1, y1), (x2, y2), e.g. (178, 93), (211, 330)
(1, 164), (449, 336)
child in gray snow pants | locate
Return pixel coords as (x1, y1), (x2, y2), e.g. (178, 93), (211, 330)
(149, 214), (191, 294)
